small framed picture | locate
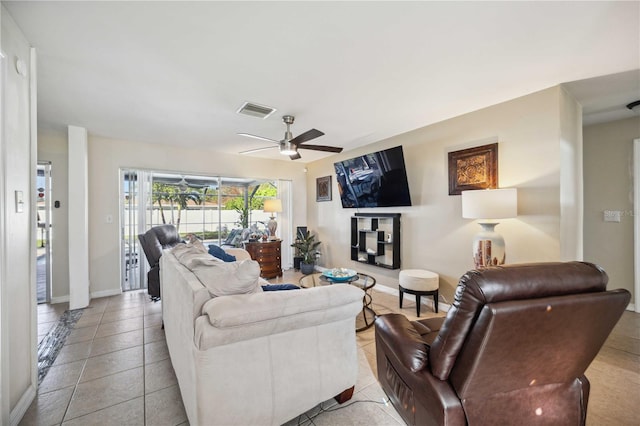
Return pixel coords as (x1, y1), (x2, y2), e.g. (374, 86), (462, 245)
(316, 176), (332, 202)
(448, 143), (498, 195)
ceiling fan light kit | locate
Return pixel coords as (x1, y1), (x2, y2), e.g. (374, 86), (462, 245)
(238, 115), (343, 160)
(280, 141), (297, 156)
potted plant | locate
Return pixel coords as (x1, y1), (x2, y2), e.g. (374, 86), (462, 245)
(291, 230), (321, 275)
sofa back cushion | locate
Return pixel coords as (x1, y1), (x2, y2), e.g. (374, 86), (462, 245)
(171, 243), (263, 298)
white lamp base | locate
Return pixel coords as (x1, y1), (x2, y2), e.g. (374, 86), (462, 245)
(472, 222), (506, 268)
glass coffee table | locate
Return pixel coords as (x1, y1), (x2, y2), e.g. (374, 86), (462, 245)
(299, 272), (377, 332)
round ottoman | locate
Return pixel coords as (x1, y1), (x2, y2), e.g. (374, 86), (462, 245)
(399, 269), (439, 316)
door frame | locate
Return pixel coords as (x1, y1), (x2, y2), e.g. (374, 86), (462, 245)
(634, 139), (639, 312)
(37, 162), (52, 303)
(0, 47), (10, 426)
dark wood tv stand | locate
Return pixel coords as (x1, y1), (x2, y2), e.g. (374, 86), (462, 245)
(350, 213), (400, 269)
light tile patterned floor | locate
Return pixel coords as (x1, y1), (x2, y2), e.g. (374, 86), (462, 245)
(22, 269), (640, 425)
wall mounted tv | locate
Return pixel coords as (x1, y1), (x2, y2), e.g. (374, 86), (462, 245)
(334, 145), (412, 208)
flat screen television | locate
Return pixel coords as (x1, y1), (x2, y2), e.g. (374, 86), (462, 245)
(334, 145), (412, 208)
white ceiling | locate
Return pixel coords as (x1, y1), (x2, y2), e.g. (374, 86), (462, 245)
(4, 1), (639, 163)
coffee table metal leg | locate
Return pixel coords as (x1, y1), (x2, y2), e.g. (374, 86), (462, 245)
(356, 288), (377, 332)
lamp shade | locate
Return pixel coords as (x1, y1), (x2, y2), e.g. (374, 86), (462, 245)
(263, 199), (282, 214)
(461, 188), (517, 220)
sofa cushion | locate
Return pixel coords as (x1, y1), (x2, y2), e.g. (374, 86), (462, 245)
(196, 284), (364, 349)
(208, 244), (237, 262)
(190, 258), (263, 298)
(186, 234), (209, 253)
(171, 243), (218, 267)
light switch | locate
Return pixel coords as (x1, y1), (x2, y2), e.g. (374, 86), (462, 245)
(603, 210), (621, 223)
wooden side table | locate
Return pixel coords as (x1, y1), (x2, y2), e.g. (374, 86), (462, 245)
(244, 240), (282, 279)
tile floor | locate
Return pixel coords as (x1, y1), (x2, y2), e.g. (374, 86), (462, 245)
(23, 269), (640, 425)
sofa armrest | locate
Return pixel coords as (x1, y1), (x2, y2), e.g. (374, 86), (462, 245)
(375, 313), (429, 372)
(194, 284), (364, 350)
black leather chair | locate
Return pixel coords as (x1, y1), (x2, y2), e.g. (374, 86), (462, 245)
(138, 225), (182, 300)
(375, 262), (630, 426)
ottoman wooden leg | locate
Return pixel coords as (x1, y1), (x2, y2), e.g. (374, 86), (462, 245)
(415, 294), (422, 317)
(399, 287), (404, 309)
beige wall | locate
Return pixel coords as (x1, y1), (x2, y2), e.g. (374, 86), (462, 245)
(1, 4), (36, 420)
(306, 86), (579, 302)
(584, 116), (638, 304)
(38, 134), (309, 298)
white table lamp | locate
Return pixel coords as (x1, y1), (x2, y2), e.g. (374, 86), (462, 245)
(263, 199), (282, 240)
(462, 188), (517, 268)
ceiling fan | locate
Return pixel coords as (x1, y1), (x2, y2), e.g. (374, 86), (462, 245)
(168, 176), (209, 191)
(238, 115), (343, 160)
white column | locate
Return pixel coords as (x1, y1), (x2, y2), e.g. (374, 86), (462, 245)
(68, 125), (90, 309)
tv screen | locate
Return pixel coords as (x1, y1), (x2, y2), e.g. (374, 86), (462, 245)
(334, 145), (412, 208)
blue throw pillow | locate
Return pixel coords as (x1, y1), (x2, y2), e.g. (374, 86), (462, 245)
(208, 244), (236, 262)
(261, 284), (301, 291)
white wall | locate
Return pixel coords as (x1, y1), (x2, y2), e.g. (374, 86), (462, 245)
(87, 136), (308, 297)
(1, 5), (36, 422)
(306, 86), (575, 302)
(584, 116), (638, 304)
(38, 134), (309, 299)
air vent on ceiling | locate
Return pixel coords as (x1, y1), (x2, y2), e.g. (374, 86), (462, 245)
(236, 101), (277, 119)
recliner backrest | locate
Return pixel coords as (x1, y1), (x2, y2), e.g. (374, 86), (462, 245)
(449, 289), (630, 399)
(138, 224), (181, 267)
(428, 262), (610, 380)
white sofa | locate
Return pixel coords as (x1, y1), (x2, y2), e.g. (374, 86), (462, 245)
(160, 245), (365, 426)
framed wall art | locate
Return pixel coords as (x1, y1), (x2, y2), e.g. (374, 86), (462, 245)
(448, 143), (498, 195)
(316, 176), (332, 202)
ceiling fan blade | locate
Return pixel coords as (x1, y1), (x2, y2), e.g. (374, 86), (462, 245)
(289, 152), (302, 160)
(290, 129), (324, 145)
(297, 144), (343, 153)
(239, 145), (279, 155)
(237, 133), (280, 144)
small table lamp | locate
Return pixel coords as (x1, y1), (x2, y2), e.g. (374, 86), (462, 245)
(263, 199), (282, 240)
(462, 188), (517, 268)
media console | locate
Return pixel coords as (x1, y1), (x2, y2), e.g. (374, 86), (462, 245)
(350, 213), (400, 269)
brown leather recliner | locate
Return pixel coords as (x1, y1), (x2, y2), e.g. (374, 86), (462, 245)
(375, 262), (630, 426)
(138, 225), (182, 300)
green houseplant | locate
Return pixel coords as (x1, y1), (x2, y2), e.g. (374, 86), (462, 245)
(291, 230), (321, 275)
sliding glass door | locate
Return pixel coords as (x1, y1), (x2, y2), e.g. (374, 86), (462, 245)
(120, 169), (292, 292)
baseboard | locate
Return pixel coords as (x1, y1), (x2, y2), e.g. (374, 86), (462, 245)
(10, 384), (35, 426)
(90, 288), (122, 299)
(50, 295), (69, 304)
(50, 288), (122, 305)
(627, 303), (636, 312)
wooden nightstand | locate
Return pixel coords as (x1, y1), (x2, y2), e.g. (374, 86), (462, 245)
(244, 240), (282, 279)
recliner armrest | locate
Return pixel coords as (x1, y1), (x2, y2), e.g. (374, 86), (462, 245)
(375, 313), (429, 372)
